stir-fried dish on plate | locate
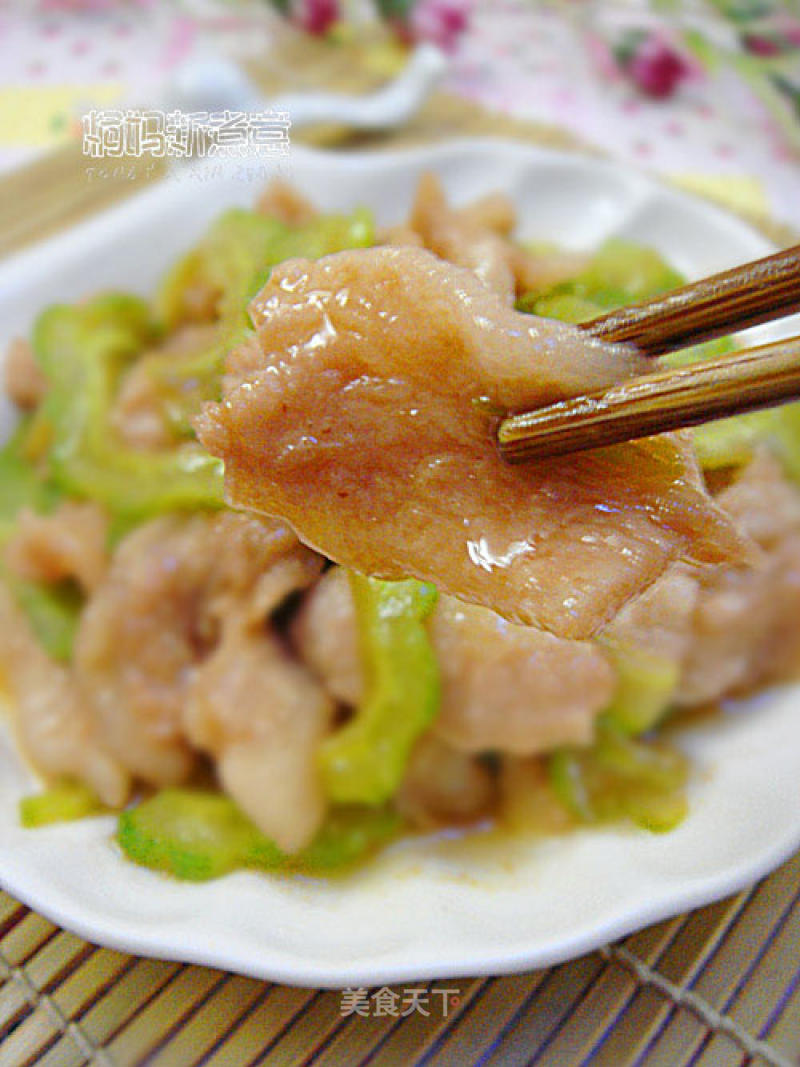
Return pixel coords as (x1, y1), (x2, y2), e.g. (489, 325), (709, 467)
(2, 175), (800, 882)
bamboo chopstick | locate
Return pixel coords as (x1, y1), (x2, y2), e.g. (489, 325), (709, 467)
(498, 335), (800, 462)
(580, 243), (800, 357)
(497, 244), (800, 463)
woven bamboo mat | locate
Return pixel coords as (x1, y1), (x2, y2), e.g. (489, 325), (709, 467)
(1, 27), (800, 1066)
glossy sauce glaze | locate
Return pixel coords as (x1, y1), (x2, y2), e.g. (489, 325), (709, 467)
(197, 246), (747, 639)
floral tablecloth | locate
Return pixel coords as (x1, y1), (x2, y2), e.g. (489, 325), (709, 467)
(0, 0), (798, 228)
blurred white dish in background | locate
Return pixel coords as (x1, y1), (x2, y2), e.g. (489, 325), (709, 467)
(165, 43), (447, 131)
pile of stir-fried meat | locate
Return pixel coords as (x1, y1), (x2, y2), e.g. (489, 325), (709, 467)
(3, 176), (800, 856)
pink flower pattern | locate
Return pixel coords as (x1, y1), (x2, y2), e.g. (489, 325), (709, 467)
(410, 0), (470, 53)
(625, 35), (694, 99)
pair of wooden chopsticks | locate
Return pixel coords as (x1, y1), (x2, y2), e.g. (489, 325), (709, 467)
(498, 244), (800, 462)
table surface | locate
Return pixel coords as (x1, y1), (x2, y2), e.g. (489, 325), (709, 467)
(0, 4), (799, 1065)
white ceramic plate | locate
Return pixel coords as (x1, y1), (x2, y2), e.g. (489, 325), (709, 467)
(1, 141), (799, 988)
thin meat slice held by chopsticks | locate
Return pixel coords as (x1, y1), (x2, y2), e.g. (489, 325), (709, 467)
(196, 246), (748, 639)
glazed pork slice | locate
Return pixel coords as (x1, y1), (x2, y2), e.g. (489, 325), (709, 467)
(395, 734), (497, 829)
(4, 337), (47, 410)
(295, 566), (616, 755)
(197, 246), (746, 639)
(602, 450), (800, 706)
(185, 620), (333, 853)
(410, 172), (517, 303)
(73, 510), (322, 787)
(676, 451), (800, 705)
(409, 174), (590, 302)
(0, 583), (130, 807)
(5, 501), (109, 593)
(428, 593), (616, 752)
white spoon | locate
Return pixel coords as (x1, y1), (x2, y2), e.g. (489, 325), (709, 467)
(167, 43), (448, 131)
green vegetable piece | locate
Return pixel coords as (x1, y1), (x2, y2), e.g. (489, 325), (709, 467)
(9, 577), (82, 663)
(772, 401), (800, 482)
(319, 573), (440, 805)
(759, 401), (800, 485)
(690, 409), (769, 470)
(549, 718), (689, 833)
(526, 293), (604, 324)
(294, 805), (402, 874)
(548, 748), (595, 823)
(600, 641), (680, 736)
(32, 295), (224, 521)
(662, 334), (736, 369)
(518, 238), (686, 321)
(687, 396), (800, 480)
(150, 207), (375, 432)
(571, 238), (685, 308)
(0, 418), (60, 543)
(117, 789), (278, 881)
(158, 209), (283, 332)
(159, 207), (373, 332)
(20, 781), (104, 827)
(0, 418), (77, 660)
(157, 247), (213, 330)
(116, 789), (400, 881)
(660, 337), (759, 472)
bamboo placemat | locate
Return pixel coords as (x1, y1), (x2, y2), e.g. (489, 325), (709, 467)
(1, 27), (800, 1067)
